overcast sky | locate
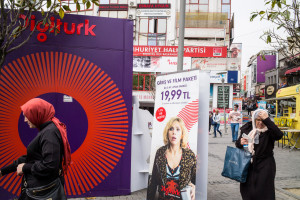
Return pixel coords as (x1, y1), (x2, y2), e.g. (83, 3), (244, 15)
(231, 0), (278, 73)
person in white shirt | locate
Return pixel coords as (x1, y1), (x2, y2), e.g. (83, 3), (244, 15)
(212, 109), (222, 138)
(229, 104), (241, 142)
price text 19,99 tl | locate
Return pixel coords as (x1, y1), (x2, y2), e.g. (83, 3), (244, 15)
(161, 89), (190, 101)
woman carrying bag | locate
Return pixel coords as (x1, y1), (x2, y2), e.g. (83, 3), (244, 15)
(0, 98), (71, 200)
(235, 109), (283, 200)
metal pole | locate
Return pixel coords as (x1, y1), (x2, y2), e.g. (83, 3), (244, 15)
(222, 78), (227, 134)
(177, 0), (186, 71)
(224, 25), (226, 46)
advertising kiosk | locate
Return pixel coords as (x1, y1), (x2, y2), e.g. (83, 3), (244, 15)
(274, 85), (300, 150)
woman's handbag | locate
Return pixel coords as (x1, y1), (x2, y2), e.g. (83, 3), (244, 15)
(25, 177), (66, 200)
(221, 146), (252, 183)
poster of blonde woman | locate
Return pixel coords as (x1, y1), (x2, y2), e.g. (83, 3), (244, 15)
(147, 70), (210, 200)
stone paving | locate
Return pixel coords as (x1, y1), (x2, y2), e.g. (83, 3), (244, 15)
(70, 117), (300, 200)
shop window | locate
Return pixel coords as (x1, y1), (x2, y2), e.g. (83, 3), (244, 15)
(133, 73), (156, 91)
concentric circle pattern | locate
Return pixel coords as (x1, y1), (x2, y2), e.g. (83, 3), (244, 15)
(0, 52), (129, 196)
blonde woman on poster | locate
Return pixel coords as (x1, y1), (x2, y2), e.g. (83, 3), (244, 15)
(147, 117), (196, 200)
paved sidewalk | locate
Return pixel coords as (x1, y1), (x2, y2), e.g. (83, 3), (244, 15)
(70, 124), (300, 200)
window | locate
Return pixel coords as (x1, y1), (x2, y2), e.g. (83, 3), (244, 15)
(221, 0), (231, 19)
(137, 0), (169, 2)
(186, 0), (209, 12)
(274, 75), (277, 84)
(61, 0), (94, 12)
(138, 17), (167, 46)
(268, 77), (270, 85)
(133, 73), (156, 91)
(271, 76), (273, 84)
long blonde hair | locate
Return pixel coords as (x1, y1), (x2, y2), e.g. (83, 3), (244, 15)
(163, 117), (188, 148)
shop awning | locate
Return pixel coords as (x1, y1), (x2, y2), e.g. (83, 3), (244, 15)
(265, 95), (297, 101)
(285, 66), (300, 75)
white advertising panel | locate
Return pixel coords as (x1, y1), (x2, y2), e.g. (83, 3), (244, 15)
(210, 71), (228, 83)
(191, 57), (239, 71)
(132, 91), (154, 103)
(149, 70), (200, 173)
(149, 70), (209, 199)
(133, 56), (191, 72)
(136, 9), (171, 16)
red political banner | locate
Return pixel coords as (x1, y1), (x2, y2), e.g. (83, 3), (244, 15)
(133, 46), (227, 57)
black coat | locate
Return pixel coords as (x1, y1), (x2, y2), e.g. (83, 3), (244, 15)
(1, 121), (63, 189)
(236, 118), (283, 200)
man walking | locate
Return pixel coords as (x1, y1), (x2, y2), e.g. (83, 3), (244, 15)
(229, 104), (241, 142)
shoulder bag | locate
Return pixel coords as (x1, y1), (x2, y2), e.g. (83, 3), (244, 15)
(221, 146), (251, 183)
(25, 176), (66, 200)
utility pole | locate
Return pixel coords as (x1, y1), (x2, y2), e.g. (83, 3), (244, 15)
(177, 0), (186, 71)
(221, 76), (227, 134)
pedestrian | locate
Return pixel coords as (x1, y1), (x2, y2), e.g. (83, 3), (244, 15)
(147, 117), (196, 200)
(235, 109), (283, 200)
(229, 104), (241, 142)
(0, 98), (71, 200)
(209, 112), (213, 135)
(212, 109), (222, 138)
(247, 102), (252, 116)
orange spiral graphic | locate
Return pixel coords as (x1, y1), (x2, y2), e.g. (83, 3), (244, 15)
(0, 52), (129, 196)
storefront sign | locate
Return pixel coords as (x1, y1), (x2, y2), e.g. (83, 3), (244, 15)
(136, 9), (171, 16)
(1, 12), (133, 199)
(137, 3), (171, 8)
(265, 84), (277, 98)
(210, 71), (228, 83)
(217, 86), (230, 108)
(136, 3), (171, 16)
(133, 46), (227, 57)
(233, 84), (241, 92)
(132, 91), (154, 103)
(98, 4), (128, 11)
(191, 58), (239, 70)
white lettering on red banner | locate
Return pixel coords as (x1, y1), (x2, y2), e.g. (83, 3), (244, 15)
(133, 46), (227, 57)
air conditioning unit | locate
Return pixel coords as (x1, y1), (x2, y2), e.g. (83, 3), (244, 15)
(128, 14), (136, 20)
(129, 0), (137, 7)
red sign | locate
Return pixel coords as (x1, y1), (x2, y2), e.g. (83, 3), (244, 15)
(244, 75), (247, 91)
(156, 107), (166, 122)
(137, 4), (171, 9)
(98, 4), (128, 11)
(133, 46), (227, 57)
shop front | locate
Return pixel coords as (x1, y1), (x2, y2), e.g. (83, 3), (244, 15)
(271, 85), (300, 149)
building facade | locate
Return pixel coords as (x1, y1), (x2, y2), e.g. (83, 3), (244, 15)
(66, 0), (240, 113)
(246, 50), (276, 100)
